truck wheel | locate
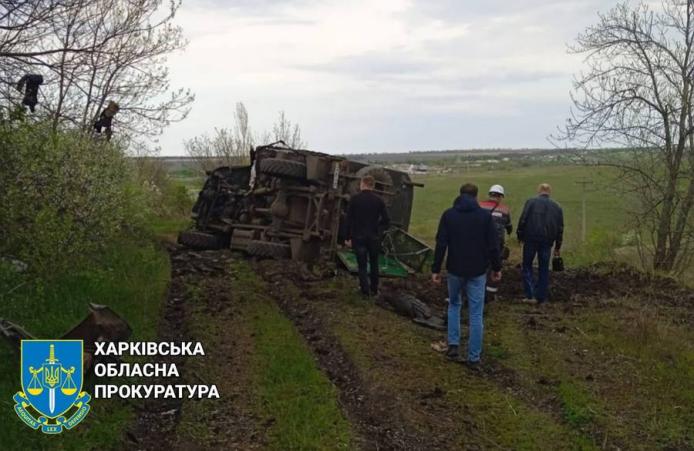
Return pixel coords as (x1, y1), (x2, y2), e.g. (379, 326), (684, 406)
(350, 165), (393, 195)
(259, 158), (307, 179)
(178, 230), (226, 250)
(246, 240), (291, 258)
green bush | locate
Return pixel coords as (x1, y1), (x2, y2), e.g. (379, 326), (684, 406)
(0, 114), (174, 450)
(131, 157), (195, 220)
(0, 118), (149, 275)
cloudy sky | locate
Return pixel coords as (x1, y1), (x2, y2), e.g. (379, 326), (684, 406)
(160, 0), (616, 155)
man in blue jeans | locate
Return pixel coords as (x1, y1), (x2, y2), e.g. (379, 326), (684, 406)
(431, 183), (502, 367)
(516, 183), (564, 304)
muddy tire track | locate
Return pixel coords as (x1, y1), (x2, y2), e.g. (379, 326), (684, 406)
(126, 244), (193, 449)
(255, 259), (649, 450)
(255, 260), (456, 451)
(174, 253), (268, 450)
(127, 246), (254, 450)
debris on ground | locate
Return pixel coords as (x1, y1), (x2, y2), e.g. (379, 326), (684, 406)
(255, 258), (456, 450)
(430, 340), (447, 353)
(0, 318), (34, 351)
(0, 256), (28, 273)
(378, 283), (446, 330)
(0, 303), (131, 371)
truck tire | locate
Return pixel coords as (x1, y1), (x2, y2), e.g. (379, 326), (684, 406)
(178, 230), (226, 250)
(349, 165), (394, 195)
(259, 158), (306, 179)
(246, 240), (291, 259)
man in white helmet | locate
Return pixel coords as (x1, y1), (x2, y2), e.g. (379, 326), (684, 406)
(479, 184), (512, 301)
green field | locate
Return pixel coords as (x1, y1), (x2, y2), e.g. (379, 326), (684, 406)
(411, 165), (626, 266)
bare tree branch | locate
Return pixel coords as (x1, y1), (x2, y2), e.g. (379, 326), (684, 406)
(555, 0), (694, 272)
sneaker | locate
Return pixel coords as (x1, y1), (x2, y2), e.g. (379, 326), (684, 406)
(521, 298), (538, 305)
(446, 345), (461, 361)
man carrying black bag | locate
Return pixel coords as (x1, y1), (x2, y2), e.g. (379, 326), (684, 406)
(517, 183), (564, 305)
(345, 176), (390, 298)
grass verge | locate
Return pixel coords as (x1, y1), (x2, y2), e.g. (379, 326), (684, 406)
(251, 298), (353, 450)
(240, 262), (353, 450)
(0, 239), (169, 450)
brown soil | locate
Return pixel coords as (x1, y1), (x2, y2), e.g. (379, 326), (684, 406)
(256, 259), (451, 450)
(253, 259), (694, 450)
(127, 246), (266, 450)
(384, 261), (694, 309)
(128, 247), (694, 450)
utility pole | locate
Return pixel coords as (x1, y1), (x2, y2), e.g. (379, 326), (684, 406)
(575, 178), (594, 243)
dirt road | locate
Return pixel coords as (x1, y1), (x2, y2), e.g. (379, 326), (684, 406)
(127, 246), (694, 450)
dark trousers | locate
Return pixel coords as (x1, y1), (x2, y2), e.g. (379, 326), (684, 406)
(354, 237), (380, 295)
(485, 245), (509, 302)
(485, 268), (500, 301)
(522, 240), (552, 302)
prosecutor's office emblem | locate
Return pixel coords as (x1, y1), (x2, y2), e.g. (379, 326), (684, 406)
(14, 340), (91, 434)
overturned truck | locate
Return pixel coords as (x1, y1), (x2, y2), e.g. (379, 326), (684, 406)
(179, 142), (431, 273)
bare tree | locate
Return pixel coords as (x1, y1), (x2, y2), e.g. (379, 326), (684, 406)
(271, 110), (306, 149)
(1, 1), (73, 58)
(186, 104), (308, 172)
(185, 102), (255, 172)
(0, 0), (193, 143)
(557, 0), (694, 272)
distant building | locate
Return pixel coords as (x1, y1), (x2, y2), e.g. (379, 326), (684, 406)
(408, 163), (428, 174)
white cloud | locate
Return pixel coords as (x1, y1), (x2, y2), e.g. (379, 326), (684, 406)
(159, 0), (616, 154)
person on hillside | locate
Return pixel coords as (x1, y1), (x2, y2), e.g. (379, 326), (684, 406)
(516, 183), (564, 305)
(431, 183), (502, 368)
(16, 74), (44, 113)
(479, 184), (512, 302)
(345, 175), (390, 298)
(93, 101), (120, 141)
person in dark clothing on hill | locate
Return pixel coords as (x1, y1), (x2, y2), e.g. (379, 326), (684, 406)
(517, 183), (564, 305)
(431, 183), (502, 367)
(93, 101), (120, 141)
(17, 74), (44, 113)
(345, 175), (390, 297)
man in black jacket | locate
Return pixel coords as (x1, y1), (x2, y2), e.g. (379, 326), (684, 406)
(432, 183), (502, 365)
(345, 176), (390, 297)
(516, 183), (564, 304)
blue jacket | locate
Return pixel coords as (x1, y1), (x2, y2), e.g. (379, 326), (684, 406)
(431, 195), (502, 277)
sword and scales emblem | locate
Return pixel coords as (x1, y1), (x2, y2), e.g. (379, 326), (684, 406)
(26, 344), (77, 414)
(15, 340), (90, 434)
